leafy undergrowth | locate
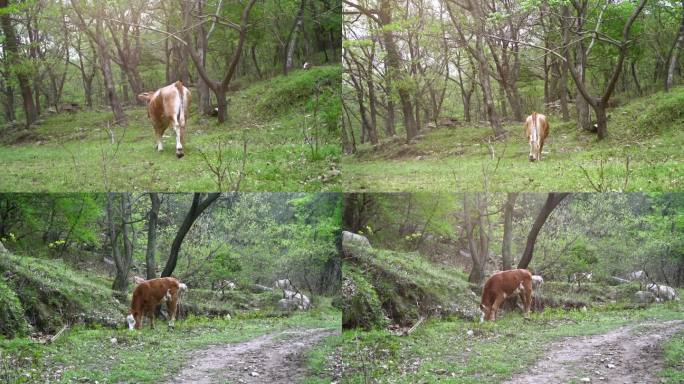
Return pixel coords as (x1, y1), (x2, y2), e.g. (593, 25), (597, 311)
(343, 87), (684, 191)
(338, 302), (684, 383)
(0, 65), (341, 192)
(343, 244), (478, 328)
(0, 309), (341, 383)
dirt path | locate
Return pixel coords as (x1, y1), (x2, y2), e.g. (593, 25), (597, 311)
(504, 320), (684, 384)
(169, 327), (338, 384)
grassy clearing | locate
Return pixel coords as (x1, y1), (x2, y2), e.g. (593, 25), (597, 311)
(338, 302), (683, 383)
(0, 66), (341, 192)
(0, 309), (341, 383)
(343, 88), (684, 192)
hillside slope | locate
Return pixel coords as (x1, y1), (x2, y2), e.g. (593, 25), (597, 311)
(343, 88), (684, 191)
(0, 65), (341, 192)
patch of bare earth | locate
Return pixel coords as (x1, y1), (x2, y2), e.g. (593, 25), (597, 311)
(169, 327), (338, 384)
(504, 320), (684, 384)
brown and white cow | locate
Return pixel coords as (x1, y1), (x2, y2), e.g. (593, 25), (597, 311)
(137, 81), (191, 158)
(126, 277), (187, 330)
(480, 269), (533, 322)
(524, 112), (549, 162)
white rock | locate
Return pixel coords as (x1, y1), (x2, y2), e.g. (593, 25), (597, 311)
(580, 378), (590, 382)
(466, 329), (474, 336)
(250, 372), (259, 377)
(607, 364), (615, 368)
(110, 338), (117, 345)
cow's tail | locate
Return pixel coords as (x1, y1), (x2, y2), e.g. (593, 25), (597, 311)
(175, 81), (185, 124)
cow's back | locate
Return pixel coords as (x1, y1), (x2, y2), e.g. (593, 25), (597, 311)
(132, 277), (180, 309)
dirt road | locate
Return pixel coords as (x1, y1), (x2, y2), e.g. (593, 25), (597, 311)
(504, 320), (684, 384)
(169, 327), (338, 384)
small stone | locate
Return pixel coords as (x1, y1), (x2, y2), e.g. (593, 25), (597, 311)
(607, 364), (616, 369)
(466, 330), (474, 336)
(580, 378), (590, 383)
(110, 338), (117, 345)
(250, 372), (259, 377)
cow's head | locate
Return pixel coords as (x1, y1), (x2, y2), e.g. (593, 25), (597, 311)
(479, 303), (490, 322)
(137, 92), (153, 104)
(126, 312), (137, 330)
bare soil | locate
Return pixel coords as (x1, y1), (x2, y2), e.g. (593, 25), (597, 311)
(504, 320), (684, 384)
(169, 327), (338, 384)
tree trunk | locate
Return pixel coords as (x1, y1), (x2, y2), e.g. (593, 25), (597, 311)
(666, 1), (684, 92)
(464, 194), (487, 284)
(517, 193), (570, 270)
(145, 193), (160, 280)
(378, 0), (416, 141)
(284, 0), (306, 75)
(161, 193), (221, 277)
(0, 0), (37, 127)
(502, 193), (518, 271)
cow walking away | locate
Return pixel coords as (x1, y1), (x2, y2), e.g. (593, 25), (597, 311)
(480, 269), (533, 321)
(524, 112), (549, 161)
(127, 277), (188, 330)
(137, 81), (191, 158)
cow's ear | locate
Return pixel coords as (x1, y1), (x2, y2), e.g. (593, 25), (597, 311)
(137, 92), (152, 103)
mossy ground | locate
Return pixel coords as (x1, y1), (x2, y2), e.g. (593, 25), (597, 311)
(0, 66), (341, 192)
(343, 88), (684, 192)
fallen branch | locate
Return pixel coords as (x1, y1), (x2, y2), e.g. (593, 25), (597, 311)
(46, 324), (69, 344)
(404, 316), (425, 336)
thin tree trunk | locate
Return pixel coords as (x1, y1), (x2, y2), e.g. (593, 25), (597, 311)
(161, 193), (221, 277)
(145, 193), (160, 280)
(0, 0), (37, 126)
(284, 0), (306, 75)
(502, 193), (518, 271)
(666, 0), (684, 92)
(517, 193), (570, 270)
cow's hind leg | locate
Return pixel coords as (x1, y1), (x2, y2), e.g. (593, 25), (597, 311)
(172, 118), (184, 158)
(522, 280), (533, 318)
(166, 296), (178, 328)
(155, 125), (164, 152)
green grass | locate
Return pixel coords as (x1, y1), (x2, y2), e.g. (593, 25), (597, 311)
(343, 88), (684, 191)
(0, 66), (341, 192)
(338, 303), (684, 383)
(660, 330), (684, 384)
(0, 309), (340, 383)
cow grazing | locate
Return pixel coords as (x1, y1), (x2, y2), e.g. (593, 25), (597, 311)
(480, 269), (533, 322)
(126, 277), (188, 330)
(524, 112), (549, 161)
(137, 81), (191, 158)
